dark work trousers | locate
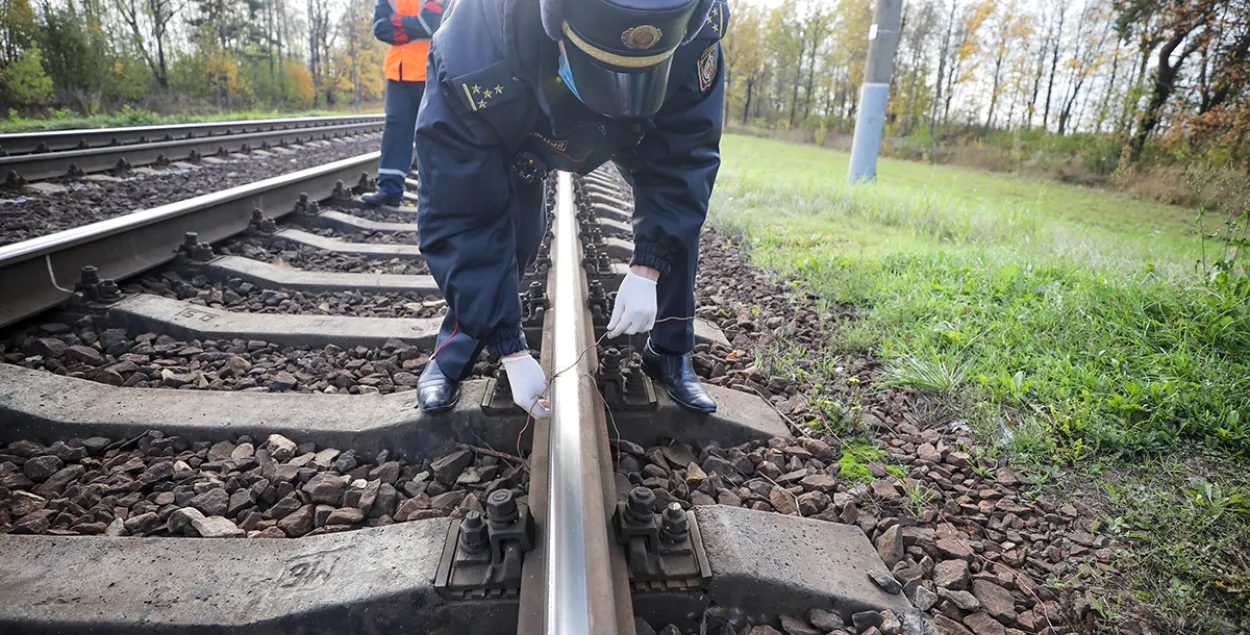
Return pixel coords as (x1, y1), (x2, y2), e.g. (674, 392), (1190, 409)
(429, 174), (547, 381)
(377, 80), (426, 198)
(613, 162), (697, 357)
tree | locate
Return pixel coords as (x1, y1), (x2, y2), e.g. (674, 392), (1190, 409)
(113, 0), (182, 88)
(1115, 0), (1221, 164)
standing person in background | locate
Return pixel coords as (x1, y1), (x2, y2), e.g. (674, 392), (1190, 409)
(363, 0), (446, 207)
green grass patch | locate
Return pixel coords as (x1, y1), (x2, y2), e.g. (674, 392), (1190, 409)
(712, 134), (1250, 460)
(1088, 454), (1250, 632)
(0, 105), (381, 134)
(713, 133), (1250, 632)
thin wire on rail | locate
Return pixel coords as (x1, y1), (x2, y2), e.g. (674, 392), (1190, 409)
(515, 314), (699, 462)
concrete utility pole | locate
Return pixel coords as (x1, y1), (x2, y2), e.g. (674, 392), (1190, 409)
(847, 0), (903, 183)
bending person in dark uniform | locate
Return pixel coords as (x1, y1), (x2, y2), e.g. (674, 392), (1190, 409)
(414, 0), (729, 417)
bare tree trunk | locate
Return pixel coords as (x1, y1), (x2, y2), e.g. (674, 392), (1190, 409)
(742, 77), (753, 125)
(1042, 3), (1066, 130)
(929, 0), (957, 140)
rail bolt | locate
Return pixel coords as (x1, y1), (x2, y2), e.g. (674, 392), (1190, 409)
(458, 510), (490, 554)
(660, 502), (689, 543)
(486, 489), (519, 528)
(625, 486), (656, 527)
(79, 265), (101, 285)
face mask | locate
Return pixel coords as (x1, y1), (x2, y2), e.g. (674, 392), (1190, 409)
(558, 53), (583, 103)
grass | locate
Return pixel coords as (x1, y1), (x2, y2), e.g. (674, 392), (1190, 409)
(711, 133), (1250, 632)
(0, 105), (384, 134)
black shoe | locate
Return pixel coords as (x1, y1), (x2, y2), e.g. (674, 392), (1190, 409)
(361, 191), (403, 207)
(417, 360), (460, 413)
(641, 341), (716, 414)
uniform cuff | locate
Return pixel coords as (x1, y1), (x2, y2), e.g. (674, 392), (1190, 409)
(485, 325), (528, 358)
(631, 241), (672, 276)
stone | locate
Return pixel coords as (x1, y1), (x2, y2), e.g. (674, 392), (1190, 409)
(911, 584), (938, 611)
(871, 479), (900, 501)
(876, 524), (905, 568)
(277, 505), (314, 537)
(302, 473), (348, 505)
(796, 491), (830, 515)
(431, 450), (473, 484)
(807, 608), (844, 631)
(67, 345), (106, 366)
(230, 444), (255, 460)
(368, 461), (401, 485)
(936, 537), (973, 561)
(34, 337), (68, 358)
(189, 488), (229, 516)
(10, 509), (55, 534)
(104, 517), (127, 537)
(971, 580), (1016, 623)
(268, 495), (302, 519)
(9, 491), (47, 517)
(33, 464), (85, 498)
(879, 610), (901, 635)
(270, 372), (297, 391)
(254, 526), (287, 538)
(933, 559), (970, 590)
(769, 486), (798, 515)
(962, 613), (1005, 635)
(939, 589), (982, 611)
(869, 569), (902, 595)
(430, 490), (467, 511)
(23, 455), (64, 481)
(191, 515), (245, 538)
(799, 474), (837, 491)
(778, 613), (821, 635)
(168, 507), (206, 536)
(748, 628), (783, 635)
(326, 507), (365, 525)
(686, 462), (707, 490)
(933, 615), (973, 635)
(264, 434), (298, 462)
(123, 511), (161, 535)
(312, 448), (341, 469)
(851, 611), (884, 631)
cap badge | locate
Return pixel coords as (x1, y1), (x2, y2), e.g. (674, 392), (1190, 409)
(621, 25), (662, 50)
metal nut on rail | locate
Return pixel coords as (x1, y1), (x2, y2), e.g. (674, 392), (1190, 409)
(660, 502), (689, 543)
(458, 511), (490, 555)
(625, 486), (657, 527)
(486, 489), (519, 528)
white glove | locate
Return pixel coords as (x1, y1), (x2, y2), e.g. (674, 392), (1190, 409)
(607, 271), (657, 338)
(501, 353), (551, 418)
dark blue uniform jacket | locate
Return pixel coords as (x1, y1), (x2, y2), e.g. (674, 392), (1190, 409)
(415, 0), (728, 357)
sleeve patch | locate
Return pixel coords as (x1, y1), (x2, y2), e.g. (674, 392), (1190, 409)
(448, 62), (523, 113)
(698, 43), (718, 92)
(697, 0), (728, 40)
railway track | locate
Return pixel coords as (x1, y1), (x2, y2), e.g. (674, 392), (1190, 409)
(0, 156), (915, 634)
(0, 114), (386, 185)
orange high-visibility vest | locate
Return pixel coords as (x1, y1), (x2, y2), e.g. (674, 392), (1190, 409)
(384, 0), (432, 82)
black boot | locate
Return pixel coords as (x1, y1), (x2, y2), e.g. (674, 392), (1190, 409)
(417, 359), (460, 413)
(361, 190), (403, 207)
(641, 341), (716, 414)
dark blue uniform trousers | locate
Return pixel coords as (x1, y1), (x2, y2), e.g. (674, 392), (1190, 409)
(430, 174), (546, 381)
(429, 169), (698, 381)
(377, 80), (427, 198)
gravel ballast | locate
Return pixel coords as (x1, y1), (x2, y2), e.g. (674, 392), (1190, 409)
(0, 134), (381, 247)
(0, 432), (524, 538)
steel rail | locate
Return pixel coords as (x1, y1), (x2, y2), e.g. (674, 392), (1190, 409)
(0, 151), (379, 328)
(0, 121), (383, 184)
(0, 114), (385, 156)
(518, 172), (635, 635)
